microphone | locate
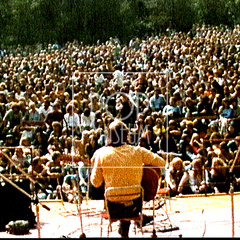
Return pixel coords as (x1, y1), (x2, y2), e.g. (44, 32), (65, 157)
(40, 203), (51, 211)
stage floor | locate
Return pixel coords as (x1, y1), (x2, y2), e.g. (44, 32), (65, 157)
(1, 192), (240, 238)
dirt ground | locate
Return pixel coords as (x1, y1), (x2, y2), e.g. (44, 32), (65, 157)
(1, 192), (240, 238)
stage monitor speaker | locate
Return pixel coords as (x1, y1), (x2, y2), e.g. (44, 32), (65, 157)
(0, 179), (36, 231)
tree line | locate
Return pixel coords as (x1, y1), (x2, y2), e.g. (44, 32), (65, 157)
(0, 0), (240, 48)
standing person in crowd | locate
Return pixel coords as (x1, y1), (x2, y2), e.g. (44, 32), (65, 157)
(90, 119), (166, 238)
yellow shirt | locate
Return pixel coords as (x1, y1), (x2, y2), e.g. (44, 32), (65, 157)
(90, 144), (166, 191)
(153, 125), (166, 136)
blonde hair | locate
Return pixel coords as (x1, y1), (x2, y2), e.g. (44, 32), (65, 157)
(170, 157), (183, 171)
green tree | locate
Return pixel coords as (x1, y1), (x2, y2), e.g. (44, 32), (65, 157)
(197, 0), (234, 27)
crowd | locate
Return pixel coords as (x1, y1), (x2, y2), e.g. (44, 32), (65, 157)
(1, 24), (240, 199)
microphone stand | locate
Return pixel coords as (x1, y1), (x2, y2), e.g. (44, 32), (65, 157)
(32, 184), (44, 238)
(228, 145), (240, 238)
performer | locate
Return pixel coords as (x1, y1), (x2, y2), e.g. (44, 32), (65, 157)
(90, 119), (166, 238)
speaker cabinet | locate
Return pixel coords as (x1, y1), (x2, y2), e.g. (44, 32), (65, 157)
(0, 179), (36, 231)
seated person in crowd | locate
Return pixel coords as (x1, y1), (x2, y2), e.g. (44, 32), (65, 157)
(205, 132), (222, 169)
(182, 120), (198, 139)
(63, 103), (81, 137)
(186, 133), (203, 161)
(165, 157), (185, 196)
(196, 95), (213, 116)
(31, 128), (49, 157)
(218, 98), (235, 136)
(178, 133), (192, 162)
(149, 87), (166, 112)
(47, 136), (64, 155)
(207, 157), (229, 194)
(28, 156), (49, 196)
(11, 147), (30, 173)
(0, 149), (12, 174)
(45, 151), (64, 192)
(24, 102), (41, 122)
(162, 96), (182, 126)
(74, 130), (90, 158)
(48, 121), (65, 148)
(158, 129), (178, 154)
(217, 141), (234, 165)
(28, 156), (48, 178)
(45, 101), (64, 132)
(78, 161), (90, 196)
(80, 108), (95, 130)
(218, 98), (234, 118)
(2, 102), (23, 136)
(177, 157), (208, 195)
(61, 167), (80, 203)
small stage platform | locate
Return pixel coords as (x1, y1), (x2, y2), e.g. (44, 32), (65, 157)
(0, 192), (240, 238)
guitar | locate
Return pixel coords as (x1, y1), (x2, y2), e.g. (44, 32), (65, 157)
(59, 154), (160, 201)
(141, 166), (161, 202)
(58, 154), (91, 166)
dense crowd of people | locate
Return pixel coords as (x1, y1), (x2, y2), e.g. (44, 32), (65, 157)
(1, 24), (240, 199)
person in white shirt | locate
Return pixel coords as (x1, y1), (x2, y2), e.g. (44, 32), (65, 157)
(38, 99), (53, 121)
(80, 108), (95, 130)
(14, 85), (26, 100)
(113, 70), (124, 88)
(63, 103), (81, 137)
